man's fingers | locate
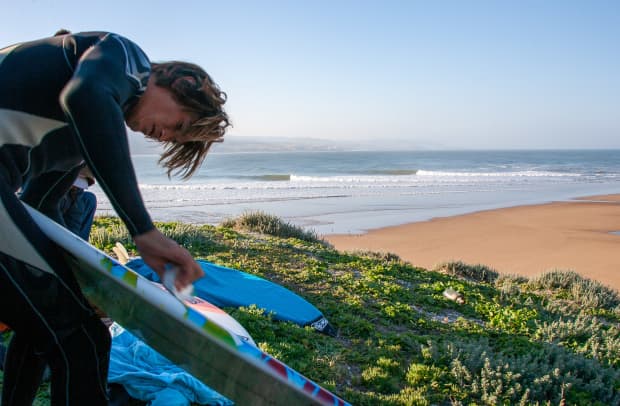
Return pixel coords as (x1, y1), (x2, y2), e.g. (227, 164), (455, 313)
(176, 259), (203, 289)
(134, 229), (202, 290)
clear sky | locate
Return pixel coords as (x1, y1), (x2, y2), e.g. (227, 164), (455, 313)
(2, 1), (619, 149)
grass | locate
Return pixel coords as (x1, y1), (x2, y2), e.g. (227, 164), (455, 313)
(3, 214), (620, 405)
(220, 211), (324, 245)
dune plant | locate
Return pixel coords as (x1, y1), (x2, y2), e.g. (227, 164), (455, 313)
(434, 261), (499, 284)
(529, 270), (620, 310)
(221, 210), (324, 245)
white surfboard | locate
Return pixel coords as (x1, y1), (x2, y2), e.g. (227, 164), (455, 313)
(23, 204), (350, 406)
(153, 280), (257, 347)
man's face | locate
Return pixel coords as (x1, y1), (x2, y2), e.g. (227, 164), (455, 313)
(126, 77), (199, 144)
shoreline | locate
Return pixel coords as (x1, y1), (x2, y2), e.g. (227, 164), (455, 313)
(324, 194), (620, 291)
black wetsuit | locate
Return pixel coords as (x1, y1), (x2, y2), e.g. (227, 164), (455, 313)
(0, 31), (154, 405)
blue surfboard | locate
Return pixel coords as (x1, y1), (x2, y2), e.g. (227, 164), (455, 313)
(125, 258), (337, 336)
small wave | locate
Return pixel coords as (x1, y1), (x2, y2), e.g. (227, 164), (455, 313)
(290, 174), (415, 183)
(416, 170), (579, 178)
(228, 174), (291, 181)
(139, 184), (222, 190)
(251, 174), (291, 181)
(365, 169), (418, 175)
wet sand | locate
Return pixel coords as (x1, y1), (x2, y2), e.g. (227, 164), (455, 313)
(325, 194), (620, 291)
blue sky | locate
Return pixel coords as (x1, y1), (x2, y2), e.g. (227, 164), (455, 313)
(2, 1), (619, 149)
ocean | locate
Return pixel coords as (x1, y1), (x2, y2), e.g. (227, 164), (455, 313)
(91, 150), (620, 235)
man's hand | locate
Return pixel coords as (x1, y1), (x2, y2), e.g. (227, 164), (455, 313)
(133, 228), (203, 290)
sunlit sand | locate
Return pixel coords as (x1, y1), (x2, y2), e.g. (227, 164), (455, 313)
(326, 194), (620, 291)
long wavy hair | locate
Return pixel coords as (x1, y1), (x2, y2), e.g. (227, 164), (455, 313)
(151, 61), (231, 179)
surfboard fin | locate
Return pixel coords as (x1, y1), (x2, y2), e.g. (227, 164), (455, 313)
(113, 242), (130, 264)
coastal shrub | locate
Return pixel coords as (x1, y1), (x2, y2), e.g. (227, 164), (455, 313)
(423, 337), (620, 405)
(433, 261), (499, 284)
(495, 273), (529, 286)
(350, 250), (401, 262)
(494, 274), (528, 298)
(89, 217), (131, 251)
(534, 314), (620, 367)
(157, 222), (221, 254)
(90, 217), (225, 258)
(361, 357), (402, 392)
(220, 211), (324, 244)
(528, 270), (620, 310)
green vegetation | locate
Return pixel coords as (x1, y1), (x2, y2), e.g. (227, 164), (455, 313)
(220, 210), (323, 244)
(434, 261), (499, 284)
(3, 215), (619, 405)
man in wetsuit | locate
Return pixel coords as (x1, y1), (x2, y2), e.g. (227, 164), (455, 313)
(0, 31), (230, 404)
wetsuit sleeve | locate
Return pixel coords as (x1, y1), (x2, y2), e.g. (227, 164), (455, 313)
(59, 34), (153, 236)
(19, 168), (81, 226)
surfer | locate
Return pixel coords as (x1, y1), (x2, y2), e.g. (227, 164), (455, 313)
(0, 31), (230, 404)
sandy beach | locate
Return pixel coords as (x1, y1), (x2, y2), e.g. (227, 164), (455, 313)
(325, 194), (620, 291)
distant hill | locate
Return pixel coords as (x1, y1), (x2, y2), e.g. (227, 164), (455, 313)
(127, 130), (442, 155)
(128, 133), (353, 155)
(209, 136), (350, 153)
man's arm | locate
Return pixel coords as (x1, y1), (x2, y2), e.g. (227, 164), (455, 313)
(60, 33), (153, 237)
